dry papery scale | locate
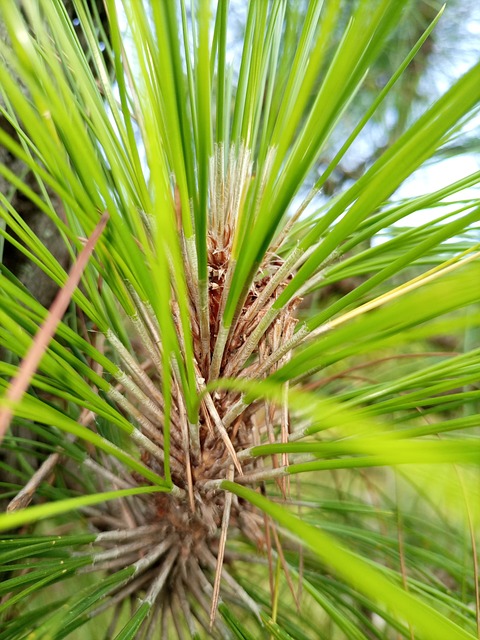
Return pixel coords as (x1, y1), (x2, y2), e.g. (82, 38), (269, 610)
(70, 145), (301, 634)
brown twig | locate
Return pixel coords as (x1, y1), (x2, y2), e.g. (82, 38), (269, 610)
(0, 212), (109, 443)
(209, 465), (234, 628)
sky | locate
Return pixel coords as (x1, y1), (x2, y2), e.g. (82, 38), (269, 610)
(115, 0), (480, 233)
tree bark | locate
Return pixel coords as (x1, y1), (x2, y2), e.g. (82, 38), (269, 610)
(0, 1), (109, 308)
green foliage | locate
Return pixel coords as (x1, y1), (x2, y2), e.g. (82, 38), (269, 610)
(0, 0), (479, 638)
